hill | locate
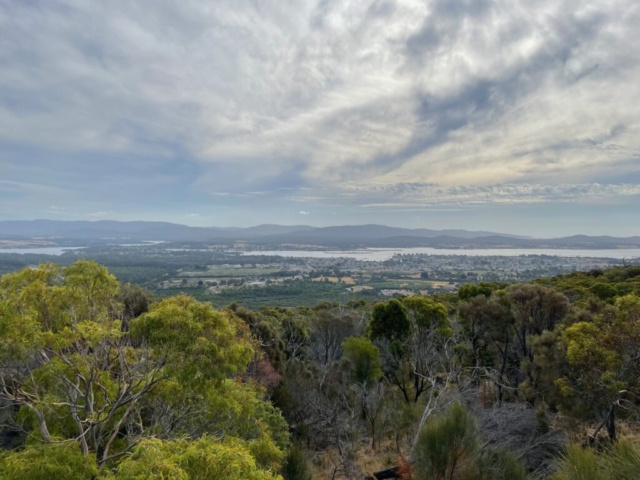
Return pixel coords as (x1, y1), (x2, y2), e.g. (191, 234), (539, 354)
(0, 220), (520, 243)
(2, 220), (639, 249)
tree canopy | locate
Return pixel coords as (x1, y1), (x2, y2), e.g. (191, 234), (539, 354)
(0, 261), (288, 479)
(2, 261), (640, 479)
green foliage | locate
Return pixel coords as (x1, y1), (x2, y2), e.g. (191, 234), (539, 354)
(131, 294), (254, 386)
(413, 403), (529, 480)
(228, 304), (289, 372)
(118, 282), (153, 323)
(604, 440), (640, 479)
(281, 445), (313, 480)
(475, 447), (528, 480)
(589, 283), (618, 301)
(0, 261), (287, 478)
(207, 281), (373, 309)
(458, 294), (512, 368)
(116, 436), (283, 480)
(413, 402), (478, 480)
(507, 283), (570, 338)
(194, 380), (289, 467)
(368, 299), (410, 342)
(458, 282), (493, 301)
(376, 296), (454, 404)
(342, 337), (382, 384)
(4, 258), (640, 479)
(553, 442), (640, 480)
(0, 442), (99, 480)
(537, 266), (640, 306)
(402, 296), (450, 334)
(280, 315), (310, 360)
(556, 294), (640, 436)
(0, 260), (119, 333)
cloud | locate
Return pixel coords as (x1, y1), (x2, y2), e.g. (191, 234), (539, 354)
(270, 181), (640, 210)
(299, 211), (310, 215)
(186, 213), (200, 217)
(2, 1), (639, 183)
(45, 208), (112, 217)
(1, 0), (639, 233)
(347, 182), (640, 207)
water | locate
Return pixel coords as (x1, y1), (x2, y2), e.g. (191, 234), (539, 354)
(2, 245), (639, 260)
(241, 247), (640, 261)
(0, 241), (164, 256)
(0, 246), (86, 255)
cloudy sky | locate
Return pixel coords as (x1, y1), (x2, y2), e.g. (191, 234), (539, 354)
(1, 0), (639, 237)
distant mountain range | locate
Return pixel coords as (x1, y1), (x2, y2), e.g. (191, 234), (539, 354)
(351, 234), (640, 249)
(0, 220), (315, 241)
(1, 220), (639, 249)
(0, 220), (523, 241)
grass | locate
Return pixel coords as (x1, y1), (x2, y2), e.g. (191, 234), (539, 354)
(154, 281), (379, 309)
(154, 275), (459, 309)
(177, 268), (283, 277)
(311, 440), (406, 480)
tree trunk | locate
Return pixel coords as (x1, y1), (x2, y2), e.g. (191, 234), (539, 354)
(605, 406), (616, 442)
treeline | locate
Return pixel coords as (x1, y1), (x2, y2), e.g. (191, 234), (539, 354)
(0, 248), (302, 285)
(230, 267), (640, 478)
(0, 262), (639, 479)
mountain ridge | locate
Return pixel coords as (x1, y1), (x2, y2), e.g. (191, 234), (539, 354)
(0, 220), (524, 241)
(1, 220), (639, 249)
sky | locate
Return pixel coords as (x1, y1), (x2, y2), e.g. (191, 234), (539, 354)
(1, 0), (639, 237)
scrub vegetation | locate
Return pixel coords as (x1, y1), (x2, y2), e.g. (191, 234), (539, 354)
(1, 261), (639, 479)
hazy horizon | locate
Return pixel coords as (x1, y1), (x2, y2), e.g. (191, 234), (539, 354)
(4, 196), (638, 239)
(4, 218), (640, 240)
(2, 1), (639, 237)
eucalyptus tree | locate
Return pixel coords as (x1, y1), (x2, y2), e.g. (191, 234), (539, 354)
(0, 261), (288, 478)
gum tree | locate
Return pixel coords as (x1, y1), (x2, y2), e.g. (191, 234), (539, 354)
(0, 261), (287, 477)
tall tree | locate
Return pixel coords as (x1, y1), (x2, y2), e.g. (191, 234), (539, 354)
(0, 261), (287, 477)
(368, 299), (411, 343)
(557, 294), (640, 442)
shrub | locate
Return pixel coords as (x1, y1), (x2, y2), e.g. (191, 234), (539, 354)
(282, 444), (313, 480)
(552, 441), (640, 480)
(412, 402), (478, 480)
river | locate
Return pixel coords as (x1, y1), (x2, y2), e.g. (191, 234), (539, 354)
(0, 246), (86, 255)
(2, 245), (639, 260)
(0, 241), (164, 256)
(241, 247), (640, 261)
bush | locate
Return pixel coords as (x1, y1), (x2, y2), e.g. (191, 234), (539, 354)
(552, 441), (640, 480)
(413, 402), (529, 480)
(412, 402), (478, 480)
(0, 442), (99, 480)
(476, 448), (528, 480)
(604, 441), (640, 479)
(281, 444), (313, 480)
(116, 436), (281, 480)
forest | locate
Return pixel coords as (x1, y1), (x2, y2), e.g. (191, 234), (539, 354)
(0, 261), (639, 479)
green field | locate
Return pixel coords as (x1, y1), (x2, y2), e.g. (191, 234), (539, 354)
(156, 281), (378, 309)
(177, 268), (284, 278)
